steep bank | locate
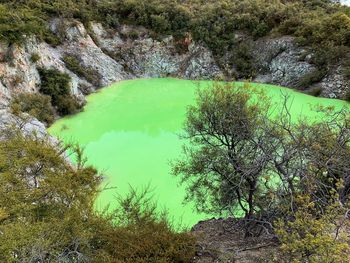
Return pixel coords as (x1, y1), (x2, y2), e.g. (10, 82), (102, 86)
(0, 18), (349, 111)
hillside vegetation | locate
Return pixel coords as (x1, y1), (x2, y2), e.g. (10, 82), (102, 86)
(0, 1), (349, 58)
(0, 127), (195, 262)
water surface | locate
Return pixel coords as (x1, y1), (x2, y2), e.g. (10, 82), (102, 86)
(49, 78), (348, 226)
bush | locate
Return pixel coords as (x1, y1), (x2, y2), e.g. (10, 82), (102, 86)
(173, 82), (350, 237)
(97, 187), (196, 263)
(297, 68), (327, 89)
(10, 93), (55, 125)
(0, 130), (196, 262)
(56, 95), (81, 116)
(344, 89), (350, 101)
(30, 53), (40, 63)
(120, 29), (140, 40)
(307, 86), (323, 97)
(1, 0), (350, 82)
(343, 60), (350, 79)
(63, 54), (85, 76)
(63, 54), (101, 86)
(345, 68), (350, 79)
(38, 68), (81, 115)
(275, 194), (350, 263)
(234, 43), (256, 79)
(0, 4), (46, 44)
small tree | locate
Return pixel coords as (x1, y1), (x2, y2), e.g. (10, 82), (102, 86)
(173, 82), (350, 237)
(172, 83), (278, 224)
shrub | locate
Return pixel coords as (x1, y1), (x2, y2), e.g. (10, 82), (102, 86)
(1, 0), (350, 82)
(297, 68), (327, 89)
(63, 54), (101, 86)
(63, 55), (85, 76)
(173, 82), (350, 236)
(43, 31), (63, 47)
(120, 29), (140, 40)
(0, 4), (46, 44)
(11, 74), (24, 86)
(97, 187), (196, 263)
(30, 53), (40, 63)
(10, 93), (55, 125)
(56, 95), (81, 116)
(234, 43), (256, 79)
(38, 68), (81, 115)
(344, 89), (350, 101)
(275, 194), (350, 263)
(345, 68), (350, 79)
(0, 130), (196, 262)
(343, 61), (350, 79)
(307, 86), (323, 97)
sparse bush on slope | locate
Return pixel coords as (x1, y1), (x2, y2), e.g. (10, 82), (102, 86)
(10, 93), (55, 125)
(38, 68), (82, 116)
(0, 128), (196, 263)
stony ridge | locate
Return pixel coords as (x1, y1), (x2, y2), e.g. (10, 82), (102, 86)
(0, 18), (348, 110)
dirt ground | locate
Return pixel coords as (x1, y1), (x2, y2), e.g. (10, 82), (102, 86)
(192, 217), (280, 263)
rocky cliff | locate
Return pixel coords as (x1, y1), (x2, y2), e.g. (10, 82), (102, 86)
(0, 18), (348, 111)
(0, 18), (349, 143)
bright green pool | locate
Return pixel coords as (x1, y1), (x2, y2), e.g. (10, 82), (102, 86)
(48, 78), (349, 227)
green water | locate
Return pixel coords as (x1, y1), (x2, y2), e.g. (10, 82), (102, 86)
(49, 78), (348, 227)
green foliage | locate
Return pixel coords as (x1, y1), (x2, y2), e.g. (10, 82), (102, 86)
(98, 187), (196, 263)
(99, 0), (191, 37)
(0, 129), (195, 262)
(0, 4), (46, 43)
(10, 93), (55, 125)
(30, 53), (40, 63)
(343, 59), (350, 79)
(1, 0), (350, 80)
(95, 0), (350, 78)
(0, 130), (101, 262)
(38, 67), (81, 116)
(297, 69), (327, 89)
(275, 193), (350, 263)
(173, 82), (350, 236)
(344, 89), (350, 101)
(234, 43), (256, 79)
(172, 82), (272, 219)
(63, 54), (101, 86)
(294, 12), (350, 48)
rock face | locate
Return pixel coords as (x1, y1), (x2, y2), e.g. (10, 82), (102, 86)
(0, 18), (348, 117)
(0, 20), (226, 107)
(0, 110), (47, 138)
(90, 22), (223, 80)
(253, 37), (317, 87)
(317, 66), (348, 98)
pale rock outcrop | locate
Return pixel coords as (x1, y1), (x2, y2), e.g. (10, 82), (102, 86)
(90, 22), (223, 79)
(0, 18), (348, 127)
(318, 66), (348, 98)
(52, 19), (129, 87)
(0, 40), (40, 99)
(253, 37), (317, 87)
(0, 110), (47, 138)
